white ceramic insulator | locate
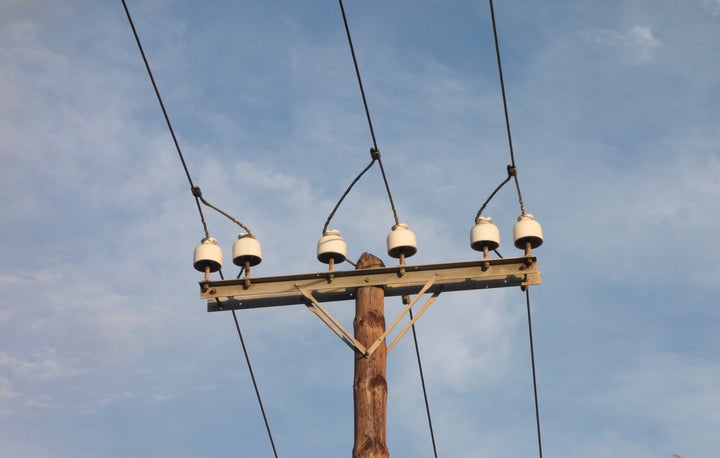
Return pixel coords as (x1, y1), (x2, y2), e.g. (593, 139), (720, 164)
(470, 216), (500, 251)
(194, 237), (222, 272)
(232, 234), (263, 267)
(513, 214), (544, 249)
(387, 223), (417, 259)
(317, 229), (347, 264)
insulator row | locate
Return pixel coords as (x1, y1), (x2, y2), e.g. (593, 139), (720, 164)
(193, 233), (263, 273)
(470, 214), (544, 253)
(195, 214), (542, 275)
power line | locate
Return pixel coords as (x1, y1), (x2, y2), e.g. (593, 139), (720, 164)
(121, 0), (210, 239)
(192, 186), (254, 236)
(338, 0), (400, 227)
(525, 288), (543, 458)
(488, 0), (527, 217)
(323, 156), (376, 234)
(486, 3), (544, 456)
(408, 308), (439, 458)
(475, 165), (515, 221)
(232, 309), (280, 458)
(335, 5), (440, 454)
(121, 2), (277, 454)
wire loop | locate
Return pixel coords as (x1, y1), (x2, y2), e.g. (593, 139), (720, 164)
(338, 0), (401, 227)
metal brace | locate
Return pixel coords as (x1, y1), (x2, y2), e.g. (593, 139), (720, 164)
(296, 286), (368, 355)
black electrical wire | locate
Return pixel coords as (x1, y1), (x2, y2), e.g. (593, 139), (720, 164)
(338, 0), (400, 227)
(323, 158), (376, 234)
(408, 308), (439, 458)
(486, 4), (543, 456)
(122, 2), (276, 454)
(524, 288), (543, 458)
(121, 0), (210, 238)
(232, 309), (280, 458)
(219, 269), (279, 457)
(192, 186), (254, 236)
(488, 0), (526, 216)
(474, 165), (515, 221)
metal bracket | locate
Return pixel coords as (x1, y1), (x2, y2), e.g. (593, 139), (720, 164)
(365, 278), (436, 356)
(386, 291), (441, 354)
(296, 286), (368, 355)
(201, 256), (541, 312)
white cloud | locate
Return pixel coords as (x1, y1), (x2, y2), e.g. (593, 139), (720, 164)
(0, 350), (85, 381)
(627, 25), (661, 60)
(0, 274), (23, 287)
(419, 297), (522, 392)
(581, 25), (661, 62)
(0, 271), (60, 288)
(704, 0), (720, 16)
(0, 377), (17, 401)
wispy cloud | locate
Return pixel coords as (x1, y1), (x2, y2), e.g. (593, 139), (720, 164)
(581, 25), (661, 62)
(0, 350), (85, 381)
(0, 377), (17, 401)
(0, 271), (60, 288)
(704, 0), (720, 16)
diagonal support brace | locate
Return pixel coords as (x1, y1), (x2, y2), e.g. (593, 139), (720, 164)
(297, 286), (368, 355)
(387, 292), (441, 353)
(365, 278), (436, 356)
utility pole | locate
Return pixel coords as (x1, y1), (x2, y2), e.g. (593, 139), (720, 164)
(198, 248), (541, 456)
(353, 253), (388, 458)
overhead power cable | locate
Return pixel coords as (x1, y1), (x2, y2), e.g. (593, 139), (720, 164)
(525, 288), (543, 458)
(408, 308), (439, 458)
(337, 0), (401, 227)
(122, 2), (276, 454)
(232, 308), (280, 458)
(323, 156), (376, 234)
(337, 4), (437, 454)
(475, 165), (515, 220)
(192, 186), (254, 236)
(484, 3), (544, 457)
(121, 0), (210, 239)
(488, 0), (526, 216)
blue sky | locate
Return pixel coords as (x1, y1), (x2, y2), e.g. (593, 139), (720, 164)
(1, 0), (719, 456)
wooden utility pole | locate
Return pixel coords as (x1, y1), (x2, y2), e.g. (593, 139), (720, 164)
(353, 253), (389, 458)
(199, 250), (541, 456)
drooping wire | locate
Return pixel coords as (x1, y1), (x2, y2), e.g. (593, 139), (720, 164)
(488, 0), (526, 216)
(336, 5), (436, 453)
(232, 309), (280, 458)
(475, 165), (515, 220)
(323, 157), (376, 234)
(192, 186), (254, 236)
(338, 0), (400, 227)
(524, 288), (543, 458)
(121, 0), (210, 238)
(486, 4), (543, 456)
(408, 308), (439, 458)
(122, 2), (276, 454)
(219, 268), (279, 457)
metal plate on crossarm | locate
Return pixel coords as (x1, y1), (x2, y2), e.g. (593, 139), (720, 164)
(201, 256), (541, 312)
